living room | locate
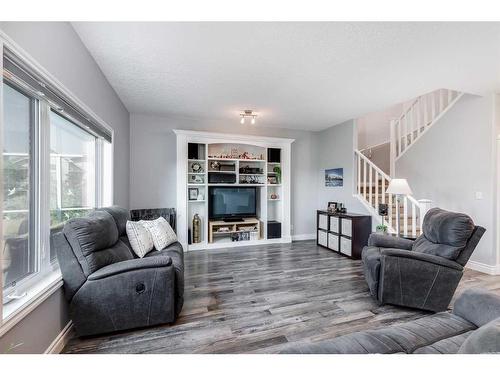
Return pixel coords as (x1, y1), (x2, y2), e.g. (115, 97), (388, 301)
(1, 0), (500, 372)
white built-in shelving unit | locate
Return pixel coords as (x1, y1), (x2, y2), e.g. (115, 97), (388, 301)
(174, 130), (294, 251)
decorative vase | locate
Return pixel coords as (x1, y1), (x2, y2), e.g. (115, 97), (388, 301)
(193, 214), (201, 243)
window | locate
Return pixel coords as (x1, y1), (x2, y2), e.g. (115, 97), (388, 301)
(2, 83), (36, 292)
(49, 112), (96, 261)
(1, 47), (114, 323)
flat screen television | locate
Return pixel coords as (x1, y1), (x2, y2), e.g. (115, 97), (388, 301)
(208, 187), (257, 220)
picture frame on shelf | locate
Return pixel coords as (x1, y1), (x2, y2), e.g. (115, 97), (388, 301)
(328, 201), (337, 213)
(188, 187), (199, 200)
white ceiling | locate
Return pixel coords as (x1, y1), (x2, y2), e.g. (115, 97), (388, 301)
(72, 22), (500, 131)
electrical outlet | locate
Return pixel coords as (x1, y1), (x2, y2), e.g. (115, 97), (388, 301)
(475, 191), (484, 200)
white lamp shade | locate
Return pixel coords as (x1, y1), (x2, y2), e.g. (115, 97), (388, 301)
(386, 178), (413, 196)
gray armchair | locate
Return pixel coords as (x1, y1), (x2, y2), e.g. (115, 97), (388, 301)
(55, 206), (184, 337)
(362, 208), (485, 312)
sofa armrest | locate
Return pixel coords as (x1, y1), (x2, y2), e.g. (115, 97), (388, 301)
(380, 248), (463, 270)
(88, 256), (172, 280)
(453, 288), (500, 327)
(368, 234), (414, 250)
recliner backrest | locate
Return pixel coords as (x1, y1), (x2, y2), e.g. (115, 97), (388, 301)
(54, 231), (87, 301)
(455, 226), (486, 266)
(63, 210), (134, 276)
(412, 207), (476, 260)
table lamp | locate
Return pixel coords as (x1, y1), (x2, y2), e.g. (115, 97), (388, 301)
(386, 178), (413, 237)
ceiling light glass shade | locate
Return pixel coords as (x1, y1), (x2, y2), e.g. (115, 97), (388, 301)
(386, 178), (413, 196)
(240, 117), (245, 124)
(251, 117), (256, 124)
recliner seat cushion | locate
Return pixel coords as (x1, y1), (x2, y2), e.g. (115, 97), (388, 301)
(458, 317), (500, 354)
(412, 208), (474, 260)
(413, 330), (473, 354)
(63, 210), (133, 276)
(281, 312), (475, 354)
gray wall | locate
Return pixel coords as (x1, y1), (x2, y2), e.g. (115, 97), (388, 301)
(361, 142), (390, 175)
(130, 114), (317, 237)
(314, 120), (370, 215)
(0, 22), (130, 353)
(396, 94), (497, 267)
(0, 289), (68, 353)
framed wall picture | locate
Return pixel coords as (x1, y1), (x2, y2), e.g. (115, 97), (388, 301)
(188, 187), (199, 200)
(325, 168), (343, 187)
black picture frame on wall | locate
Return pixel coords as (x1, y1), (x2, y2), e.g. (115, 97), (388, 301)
(188, 188), (199, 201)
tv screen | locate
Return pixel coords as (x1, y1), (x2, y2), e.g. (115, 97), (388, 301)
(209, 187), (257, 220)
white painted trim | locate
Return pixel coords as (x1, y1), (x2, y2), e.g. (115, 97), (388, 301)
(292, 233), (315, 241)
(0, 37), (4, 322)
(0, 274), (63, 337)
(173, 129), (295, 145)
(44, 321), (73, 354)
(467, 260), (500, 275)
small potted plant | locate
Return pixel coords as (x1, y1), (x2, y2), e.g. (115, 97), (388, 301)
(376, 224), (388, 234)
(273, 166), (281, 184)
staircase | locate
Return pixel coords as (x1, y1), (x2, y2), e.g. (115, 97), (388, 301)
(355, 88), (463, 236)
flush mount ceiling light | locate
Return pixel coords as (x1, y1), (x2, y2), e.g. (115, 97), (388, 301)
(240, 110), (257, 125)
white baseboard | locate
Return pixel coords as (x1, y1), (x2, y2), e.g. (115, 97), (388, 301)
(292, 233), (315, 241)
(44, 321), (73, 354)
(466, 260), (500, 275)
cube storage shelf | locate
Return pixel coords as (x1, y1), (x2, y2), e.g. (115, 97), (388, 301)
(316, 210), (372, 259)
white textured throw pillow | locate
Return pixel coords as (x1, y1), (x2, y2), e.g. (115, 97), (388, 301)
(140, 216), (177, 250)
(126, 220), (154, 258)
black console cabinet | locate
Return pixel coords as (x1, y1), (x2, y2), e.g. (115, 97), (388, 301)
(316, 210), (372, 259)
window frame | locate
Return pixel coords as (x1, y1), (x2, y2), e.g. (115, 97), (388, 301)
(1, 80), (42, 304)
(0, 34), (115, 334)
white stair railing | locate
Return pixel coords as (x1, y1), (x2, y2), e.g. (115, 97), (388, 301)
(355, 149), (430, 237)
(390, 89), (464, 173)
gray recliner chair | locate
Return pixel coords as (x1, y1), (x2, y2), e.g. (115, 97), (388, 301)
(55, 206), (184, 337)
(362, 207), (485, 312)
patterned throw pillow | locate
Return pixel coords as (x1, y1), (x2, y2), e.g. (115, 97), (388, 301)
(140, 216), (177, 250)
(126, 220), (154, 258)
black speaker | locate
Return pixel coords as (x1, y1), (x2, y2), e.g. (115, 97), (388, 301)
(188, 143), (204, 160)
(267, 221), (281, 239)
(378, 203), (388, 216)
(267, 148), (281, 163)
(208, 172), (236, 184)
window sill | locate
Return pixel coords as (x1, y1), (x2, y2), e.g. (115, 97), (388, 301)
(0, 270), (63, 337)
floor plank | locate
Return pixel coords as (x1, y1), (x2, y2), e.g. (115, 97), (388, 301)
(63, 240), (500, 354)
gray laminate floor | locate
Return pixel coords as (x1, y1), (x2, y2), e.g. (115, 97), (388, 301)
(62, 240), (500, 354)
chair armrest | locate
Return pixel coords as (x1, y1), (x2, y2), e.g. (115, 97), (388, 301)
(380, 248), (463, 271)
(368, 234), (414, 250)
(88, 256), (172, 280)
(453, 288), (500, 327)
